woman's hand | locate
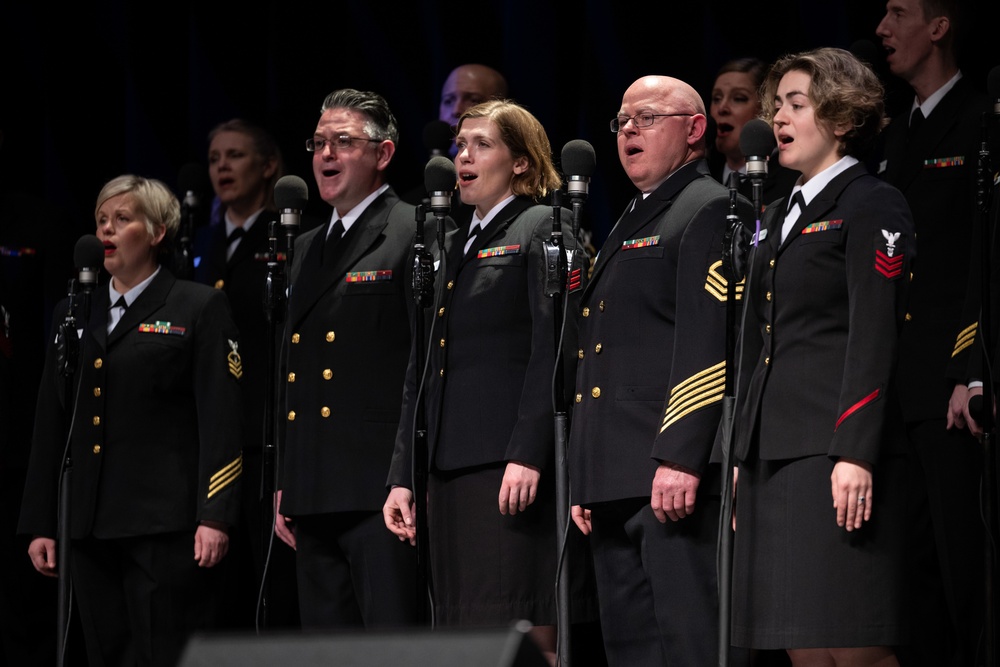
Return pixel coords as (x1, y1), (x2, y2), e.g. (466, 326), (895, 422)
(383, 486), (417, 546)
(571, 505), (592, 535)
(831, 458), (873, 531)
(499, 461), (540, 515)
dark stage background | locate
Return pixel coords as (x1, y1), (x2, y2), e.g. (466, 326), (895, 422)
(1, 0), (997, 248)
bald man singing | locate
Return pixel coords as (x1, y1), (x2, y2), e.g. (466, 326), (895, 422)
(569, 75), (751, 666)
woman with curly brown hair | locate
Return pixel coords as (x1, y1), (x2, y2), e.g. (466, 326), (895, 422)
(731, 48), (914, 666)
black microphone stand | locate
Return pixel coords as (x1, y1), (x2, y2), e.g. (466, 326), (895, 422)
(55, 278), (87, 667)
(543, 189), (573, 666)
(718, 171), (759, 667)
(411, 202), (437, 625)
(173, 197), (196, 280)
(976, 109), (997, 667)
(259, 221), (289, 631)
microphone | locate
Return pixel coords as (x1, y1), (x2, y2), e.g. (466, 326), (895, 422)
(423, 120), (454, 158)
(425, 156), (456, 216)
(561, 140), (596, 200)
(178, 163), (209, 217)
(74, 235), (105, 293)
(740, 118), (776, 181)
(989, 65), (1000, 117)
(274, 175), (309, 231)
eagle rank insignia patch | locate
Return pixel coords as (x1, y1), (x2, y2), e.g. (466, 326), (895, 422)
(227, 339), (243, 379)
(875, 229), (904, 280)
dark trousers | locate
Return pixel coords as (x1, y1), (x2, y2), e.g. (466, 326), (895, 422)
(71, 532), (222, 667)
(294, 511), (418, 629)
(589, 496), (723, 667)
(901, 419), (985, 666)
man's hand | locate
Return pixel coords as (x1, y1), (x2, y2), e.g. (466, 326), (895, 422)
(571, 505), (592, 535)
(27, 537), (58, 577)
(194, 523), (229, 568)
(651, 462), (701, 523)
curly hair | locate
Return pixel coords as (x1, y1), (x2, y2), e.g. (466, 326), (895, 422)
(760, 47), (887, 158)
(456, 100), (562, 200)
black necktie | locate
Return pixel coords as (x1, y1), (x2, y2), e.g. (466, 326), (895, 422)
(109, 295), (128, 331)
(464, 222), (480, 256)
(226, 227), (245, 260)
(323, 219), (345, 264)
(908, 108), (925, 137)
(786, 190), (806, 216)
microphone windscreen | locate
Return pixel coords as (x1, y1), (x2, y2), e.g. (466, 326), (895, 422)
(178, 162), (209, 196)
(988, 65), (1000, 101)
(425, 156), (457, 193)
(849, 40), (880, 69)
(740, 118), (776, 158)
(74, 234), (105, 269)
(274, 175), (309, 210)
(423, 120), (454, 155)
(561, 140), (597, 177)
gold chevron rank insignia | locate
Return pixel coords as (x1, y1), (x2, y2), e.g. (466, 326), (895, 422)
(952, 322), (976, 357)
(227, 339), (243, 379)
(208, 454), (243, 499)
(661, 361), (725, 433)
(705, 260), (743, 302)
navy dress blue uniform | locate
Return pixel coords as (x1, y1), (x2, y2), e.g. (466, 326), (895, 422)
(878, 75), (988, 665)
(568, 160), (750, 665)
(732, 162), (913, 648)
(19, 268), (244, 667)
(280, 186), (420, 628)
(388, 196), (594, 626)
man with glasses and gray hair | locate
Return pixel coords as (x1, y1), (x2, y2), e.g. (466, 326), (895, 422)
(273, 88), (420, 629)
(569, 75), (752, 666)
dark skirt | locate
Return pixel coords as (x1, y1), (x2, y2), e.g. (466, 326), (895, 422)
(428, 462), (597, 627)
(731, 452), (906, 649)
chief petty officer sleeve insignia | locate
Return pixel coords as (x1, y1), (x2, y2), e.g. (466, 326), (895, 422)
(952, 322), (977, 358)
(704, 260), (742, 302)
(227, 338), (243, 379)
(208, 454), (242, 499)
(660, 360), (726, 433)
(875, 229), (904, 280)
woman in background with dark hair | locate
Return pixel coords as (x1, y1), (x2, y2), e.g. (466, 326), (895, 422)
(709, 57), (767, 186)
(731, 48), (913, 666)
(709, 56), (798, 204)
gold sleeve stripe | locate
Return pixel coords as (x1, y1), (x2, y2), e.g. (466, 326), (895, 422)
(951, 322), (977, 358)
(705, 260), (743, 302)
(661, 361), (726, 432)
(208, 455), (243, 499)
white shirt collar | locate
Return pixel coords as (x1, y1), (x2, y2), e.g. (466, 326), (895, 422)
(911, 70), (962, 120)
(330, 183), (390, 237)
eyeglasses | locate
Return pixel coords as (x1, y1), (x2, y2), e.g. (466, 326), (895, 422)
(610, 113), (694, 133)
(306, 135), (381, 152)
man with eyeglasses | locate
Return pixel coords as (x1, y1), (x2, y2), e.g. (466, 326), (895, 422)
(569, 75), (752, 666)
(273, 88), (421, 629)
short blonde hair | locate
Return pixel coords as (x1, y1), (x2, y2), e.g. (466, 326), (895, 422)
(761, 48), (886, 158)
(95, 175), (180, 248)
(457, 100), (561, 200)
